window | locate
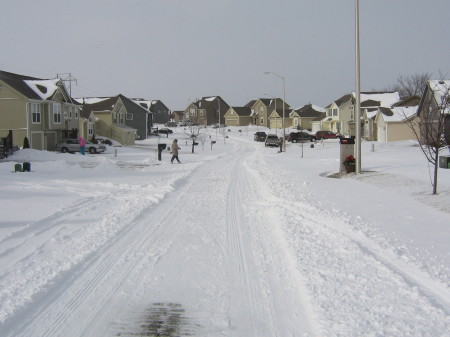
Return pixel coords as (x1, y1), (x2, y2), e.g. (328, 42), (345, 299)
(74, 107), (79, 119)
(31, 103), (41, 124)
(113, 112), (117, 123)
(333, 108), (338, 116)
(53, 103), (61, 124)
(88, 122), (94, 136)
(260, 117), (264, 124)
(126, 113), (133, 120)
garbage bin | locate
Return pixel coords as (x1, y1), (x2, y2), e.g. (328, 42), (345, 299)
(14, 163), (22, 172)
(23, 162), (31, 172)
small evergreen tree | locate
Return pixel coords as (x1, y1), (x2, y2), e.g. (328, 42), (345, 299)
(23, 137), (30, 149)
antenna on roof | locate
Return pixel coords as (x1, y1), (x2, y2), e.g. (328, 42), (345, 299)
(57, 73), (77, 98)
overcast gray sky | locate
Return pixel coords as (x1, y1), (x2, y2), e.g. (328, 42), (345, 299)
(2, 0), (449, 110)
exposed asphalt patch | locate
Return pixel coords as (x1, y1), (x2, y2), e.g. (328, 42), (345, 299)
(116, 303), (202, 337)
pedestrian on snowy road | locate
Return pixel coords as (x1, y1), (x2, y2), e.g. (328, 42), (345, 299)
(171, 139), (181, 163)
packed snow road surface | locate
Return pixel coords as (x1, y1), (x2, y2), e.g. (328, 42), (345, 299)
(0, 128), (449, 336)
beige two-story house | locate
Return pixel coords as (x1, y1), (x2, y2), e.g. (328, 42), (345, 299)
(0, 70), (80, 151)
(249, 98), (288, 128)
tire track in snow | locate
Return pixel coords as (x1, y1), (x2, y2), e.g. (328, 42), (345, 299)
(252, 159), (450, 336)
(225, 139), (318, 336)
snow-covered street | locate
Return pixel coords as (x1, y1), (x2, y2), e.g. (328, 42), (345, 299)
(0, 127), (449, 336)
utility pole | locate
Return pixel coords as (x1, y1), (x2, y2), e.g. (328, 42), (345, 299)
(57, 73), (77, 98)
(355, 0), (362, 174)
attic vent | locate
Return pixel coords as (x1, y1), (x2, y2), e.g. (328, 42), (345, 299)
(36, 84), (47, 94)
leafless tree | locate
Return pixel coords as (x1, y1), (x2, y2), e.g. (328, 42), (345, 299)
(401, 79), (449, 195)
(388, 73), (432, 98)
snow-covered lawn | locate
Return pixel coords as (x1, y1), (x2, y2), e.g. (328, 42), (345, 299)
(0, 126), (449, 336)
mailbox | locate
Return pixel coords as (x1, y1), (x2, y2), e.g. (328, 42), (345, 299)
(339, 138), (355, 173)
(157, 143), (166, 161)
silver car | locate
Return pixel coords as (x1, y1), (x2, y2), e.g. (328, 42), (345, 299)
(55, 138), (106, 154)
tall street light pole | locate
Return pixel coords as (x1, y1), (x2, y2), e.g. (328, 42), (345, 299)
(355, 0), (362, 173)
(265, 72), (286, 151)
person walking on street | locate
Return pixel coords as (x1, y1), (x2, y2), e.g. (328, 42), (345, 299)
(79, 136), (86, 155)
(171, 139), (181, 163)
(277, 137), (283, 153)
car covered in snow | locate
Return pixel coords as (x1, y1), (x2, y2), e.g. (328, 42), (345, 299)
(55, 138), (106, 154)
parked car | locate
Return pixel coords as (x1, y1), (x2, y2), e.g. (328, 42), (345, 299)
(165, 122), (178, 127)
(314, 131), (341, 140)
(157, 128), (173, 135)
(287, 132), (314, 143)
(265, 134), (279, 147)
(254, 131), (267, 142)
(92, 136), (113, 146)
(55, 139), (106, 154)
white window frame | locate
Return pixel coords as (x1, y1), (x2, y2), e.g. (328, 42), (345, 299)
(31, 103), (41, 124)
(53, 103), (62, 124)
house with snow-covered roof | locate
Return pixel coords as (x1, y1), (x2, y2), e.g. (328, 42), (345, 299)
(375, 106), (419, 142)
(80, 94), (152, 145)
(132, 99), (170, 125)
(316, 91), (401, 139)
(0, 70), (81, 151)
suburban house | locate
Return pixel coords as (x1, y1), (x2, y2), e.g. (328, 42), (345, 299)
(133, 99), (170, 126)
(416, 80), (450, 145)
(0, 70), (80, 151)
(224, 106), (253, 126)
(249, 98), (288, 128)
(268, 108), (294, 129)
(289, 104), (326, 131)
(80, 94), (150, 145)
(317, 92), (400, 138)
(184, 96), (230, 126)
(171, 111), (185, 124)
(375, 106), (419, 142)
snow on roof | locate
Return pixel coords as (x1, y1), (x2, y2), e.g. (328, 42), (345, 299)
(204, 96), (218, 102)
(75, 97), (110, 105)
(311, 104), (326, 113)
(24, 79), (60, 100)
(428, 80), (450, 113)
(353, 92), (400, 108)
(384, 106), (418, 122)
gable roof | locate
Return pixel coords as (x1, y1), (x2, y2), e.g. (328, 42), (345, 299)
(230, 107), (252, 116)
(378, 106), (417, 122)
(0, 69), (71, 102)
(80, 94), (150, 119)
(295, 104), (326, 118)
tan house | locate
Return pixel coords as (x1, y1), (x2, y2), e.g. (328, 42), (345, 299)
(268, 108), (293, 129)
(224, 107), (253, 126)
(290, 104), (326, 130)
(318, 92), (400, 138)
(375, 106), (418, 142)
(80, 95), (140, 146)
(249, 98), (288, 128)
(0, 70), (80, 151)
